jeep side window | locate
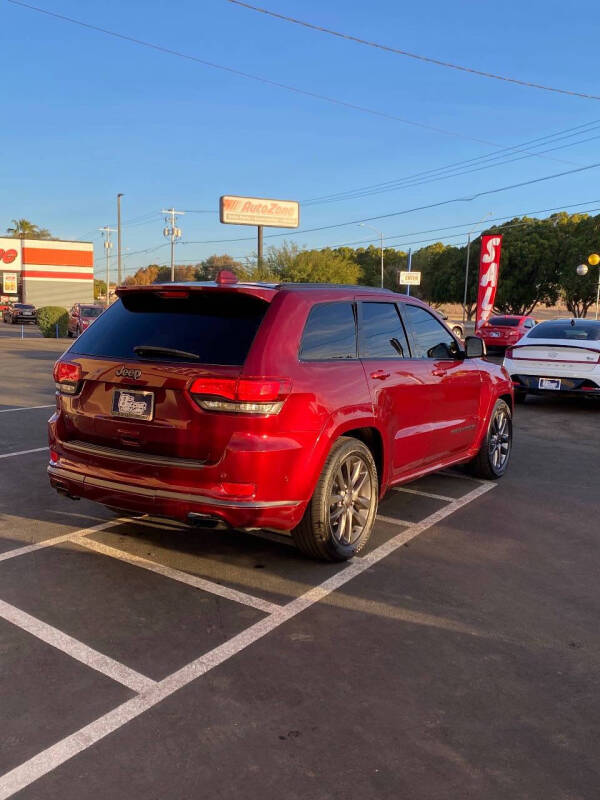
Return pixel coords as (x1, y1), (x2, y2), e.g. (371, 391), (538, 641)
(403, 304), (459, 359)
(300, 302), (357, 360)
(359, 302), (410, 359)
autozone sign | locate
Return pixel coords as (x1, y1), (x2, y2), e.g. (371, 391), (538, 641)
(0, 248), (18, 264)
(220, 195), (300, 228)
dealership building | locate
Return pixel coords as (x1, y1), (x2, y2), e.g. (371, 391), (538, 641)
(0, 237), (94, 309)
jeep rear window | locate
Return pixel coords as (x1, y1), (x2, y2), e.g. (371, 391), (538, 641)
(69, 291), (269, 365)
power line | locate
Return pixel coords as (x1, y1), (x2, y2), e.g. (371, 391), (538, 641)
(5, 0), (578, 153)
(226, 0), (600, 102)
(182, 161), (600, 245)
(303, 120), (600, 206)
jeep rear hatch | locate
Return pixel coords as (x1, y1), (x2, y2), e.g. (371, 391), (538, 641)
(56, 285), (275, 468)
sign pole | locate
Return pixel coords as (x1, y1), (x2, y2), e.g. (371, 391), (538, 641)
(406, 248), (412, 296)
(257, 225), (263, 270)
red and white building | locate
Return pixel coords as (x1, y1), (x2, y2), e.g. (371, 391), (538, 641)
(0, 237), (94, 309)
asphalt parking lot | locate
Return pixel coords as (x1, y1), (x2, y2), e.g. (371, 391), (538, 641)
(1, 322), (599, 800)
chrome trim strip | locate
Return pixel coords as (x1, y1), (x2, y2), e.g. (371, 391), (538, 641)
(49, 466), (300, 509)
(63, 440), (206, 469)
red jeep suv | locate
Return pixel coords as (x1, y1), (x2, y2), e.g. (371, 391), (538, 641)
(48, 276), (513, 561)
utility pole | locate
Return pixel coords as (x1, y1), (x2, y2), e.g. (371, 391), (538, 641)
(117, 193), (124, 285)
(99, 226), (116, 307)
(162, 208), (185, 281)
(406, 248), (412, 296)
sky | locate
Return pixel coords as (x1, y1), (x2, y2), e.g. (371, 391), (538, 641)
(2, 0), (600, 280)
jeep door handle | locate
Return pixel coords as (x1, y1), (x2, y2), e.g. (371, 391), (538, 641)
(370, 370), (391, 380)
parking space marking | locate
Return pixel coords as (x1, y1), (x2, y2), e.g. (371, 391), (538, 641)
(0, 405), (54, 414)
(438, 469), (484, 482)
(393, 486), (455, 502)
(376, 515), (413, 527)
(0, 447), (48, 460)
(75, 536), (280, 615)
(0, 519), (121, 564)
(0, 598), (156, 694)
(0, 480), (495, 800)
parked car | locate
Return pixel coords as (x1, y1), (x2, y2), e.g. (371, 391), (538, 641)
(436, 310), (464, 339)
(49, 276), (513, 561)
(2, 302), (37, 324)
(477, 315), (536, 350)
(67, 303), (104, 337)
(0, 301), (12, 314)
(504, 318), (600, 402)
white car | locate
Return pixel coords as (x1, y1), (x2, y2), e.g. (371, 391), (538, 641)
(503, 318), (600, 402)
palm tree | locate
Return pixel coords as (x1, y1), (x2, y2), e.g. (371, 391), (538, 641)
(6, 219), (52, 239)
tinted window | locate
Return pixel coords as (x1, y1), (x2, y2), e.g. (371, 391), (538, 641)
(526, 320), (600, 341)
(80, 306), (103, 318)
(360, 302), (409, 359)
(300, 302), (357, 360)
(488, 316), (521, 327)
(403, 304), (458, 359)
(69, 291), (268, 365)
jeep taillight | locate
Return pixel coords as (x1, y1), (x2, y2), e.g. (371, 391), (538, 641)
(53, 361), (82, 394)
(188, 377), (291, 415)
(505, 347), (513, 359)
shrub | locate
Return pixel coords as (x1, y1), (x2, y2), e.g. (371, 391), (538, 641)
(36, 306), (69, 338)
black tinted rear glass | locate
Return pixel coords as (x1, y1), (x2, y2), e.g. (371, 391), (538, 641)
(527, 321), (600, 341)
(80, 306), (102, 318)
(69, 291), (268, 364)
(300, 302), (357, 360)
(488, 316), (520, 327)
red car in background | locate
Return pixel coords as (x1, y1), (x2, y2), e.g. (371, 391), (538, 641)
(49, 277), (513, 562)
(477, 315), (537, 350)
(67, 303), (104, 337)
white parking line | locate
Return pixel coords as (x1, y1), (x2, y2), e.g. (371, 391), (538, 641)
(393, 486), (455, 502)
(376, 514), (413, 527)
(75, 536), (280, 615)
(439, 469), (484, 482)
(0, 481), (495, 800)
(0, 519), (121, 564)
(0, 598), (155, 694)
(0, 447), (48, 460)
(0, 405), (54, 414)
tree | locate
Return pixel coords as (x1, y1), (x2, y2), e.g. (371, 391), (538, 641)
(94, 279), (106, 300)
(197, 254), (247, 281)
(554, 213), (600, 317)
(6, 219), (52, 239)
(280, 247), (361, 284)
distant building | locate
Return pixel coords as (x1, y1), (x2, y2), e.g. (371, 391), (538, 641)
(0, 237), (94, 309)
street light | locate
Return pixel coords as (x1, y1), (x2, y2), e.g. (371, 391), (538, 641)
(359, 223), (384, 288)
(576, 252), (600, 320)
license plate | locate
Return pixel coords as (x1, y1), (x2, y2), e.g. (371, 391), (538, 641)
(490, 331), (500, 337)
(539, 378), (561, 391)
(23, 312), (32, 316)
(111, 389), (154, 420)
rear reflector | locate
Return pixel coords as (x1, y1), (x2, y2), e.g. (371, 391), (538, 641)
(53, 361), (82, 394)
(188, 377), (291, 415)
(505, 348), (514, 358)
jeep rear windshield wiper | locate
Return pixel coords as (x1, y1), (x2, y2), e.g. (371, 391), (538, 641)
(133, 345), (200, 361)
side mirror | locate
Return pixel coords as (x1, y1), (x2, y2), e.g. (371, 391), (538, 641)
(464, 335), (486, 358)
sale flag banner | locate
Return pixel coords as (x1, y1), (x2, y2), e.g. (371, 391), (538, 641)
(476, 235), (503, 329)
